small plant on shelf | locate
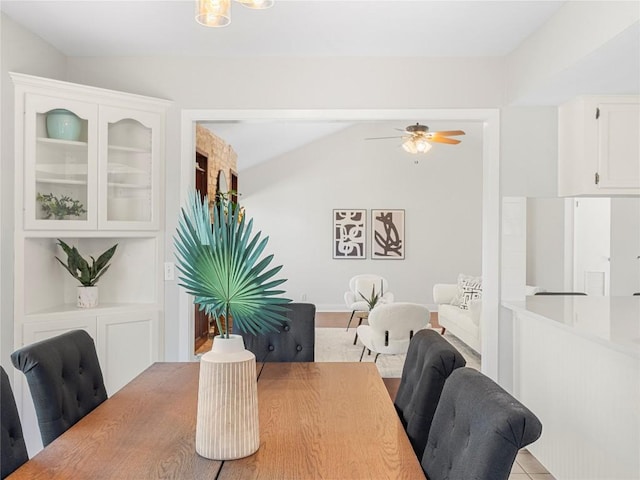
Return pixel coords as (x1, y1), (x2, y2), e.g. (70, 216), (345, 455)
(37, 193), (86, 220)
(55, 239), (118, 287)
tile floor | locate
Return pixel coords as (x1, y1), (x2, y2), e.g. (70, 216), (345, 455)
(510, 449), (556, 479)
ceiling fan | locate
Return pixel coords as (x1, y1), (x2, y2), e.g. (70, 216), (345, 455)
(366, 123), (465, 154)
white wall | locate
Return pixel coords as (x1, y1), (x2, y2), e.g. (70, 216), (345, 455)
(610, 198), (640, 295)
(500, 107), (558, 197)
(237, 120), (483, 310)
(1, 13), (67, 372)
(526, 198), (566, 291)
(66, 56), (506, 109)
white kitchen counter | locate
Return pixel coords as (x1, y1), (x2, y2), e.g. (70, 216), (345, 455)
(504, 295), (640, 358)
(503, 296), (640, 480)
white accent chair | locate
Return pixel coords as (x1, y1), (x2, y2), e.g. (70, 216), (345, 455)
(344, 274), (394, 331)
(356, 303), (429, 362)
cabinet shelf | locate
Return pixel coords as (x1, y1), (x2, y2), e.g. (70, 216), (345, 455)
(107, 182), (150, 189)
(26, 302), (158, 318)
(36, 164), (87, 175)
(37, 137), (88, 149)
(36, 177), (88, 185)
(108, 162), (148, 175)
(108, 144), (150, 154)
(36, 163), (147, 176)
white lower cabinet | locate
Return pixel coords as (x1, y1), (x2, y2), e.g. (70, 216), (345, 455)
(97, 310), (160, 395)
(17, 309), (160, 456)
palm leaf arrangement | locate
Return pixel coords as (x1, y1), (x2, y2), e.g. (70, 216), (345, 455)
(174, 191), (291, 338)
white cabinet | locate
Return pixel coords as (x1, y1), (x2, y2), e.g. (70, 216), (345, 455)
(23, 95), (98, 229)
(98, 106), (161, 230)
(13, 73), (167, 230)
(97, 310), (160, 395)
(22, 309), (160, 395)
(558, 96), (640, 196)
(11, 73), (169, 455)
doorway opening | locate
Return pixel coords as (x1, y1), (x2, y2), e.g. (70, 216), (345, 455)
(194, 151), (210, 352)
(178, 109), (500, 380)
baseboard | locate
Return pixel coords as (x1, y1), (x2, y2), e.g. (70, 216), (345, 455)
(316, 305), (348, 312)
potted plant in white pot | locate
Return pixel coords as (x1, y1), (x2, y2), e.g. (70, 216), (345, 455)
(55, 239), (118, 308)
(359, 284), (382, 311)
(174, 190), (290, 461)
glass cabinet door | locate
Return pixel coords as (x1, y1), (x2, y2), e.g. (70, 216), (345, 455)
(24, 95), (98, 230)
(98, 106), (160, 230)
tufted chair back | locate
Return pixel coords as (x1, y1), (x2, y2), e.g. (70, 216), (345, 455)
(11, 330), (107, 447)
(394, 330), (466, 460)
(421, 367), (542, 480)
(1, 366), (28, 479)
(234, 303), (316, 362)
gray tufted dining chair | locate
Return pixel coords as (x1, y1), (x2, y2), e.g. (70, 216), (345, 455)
(11, 330), (107, 447)
(421, 367), (542, 480)
(1, 366), (29, 479)
(234, 303), (316, 362)
(394, 329), (466, 460)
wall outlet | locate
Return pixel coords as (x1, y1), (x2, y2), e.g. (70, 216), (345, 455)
(164, 262), (175, 281)
(301, 293), (307, 301)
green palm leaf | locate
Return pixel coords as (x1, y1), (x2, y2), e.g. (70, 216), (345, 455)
(174, 191), (291, 338)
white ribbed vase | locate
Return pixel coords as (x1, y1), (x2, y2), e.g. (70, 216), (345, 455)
(195, 334), (259, 460)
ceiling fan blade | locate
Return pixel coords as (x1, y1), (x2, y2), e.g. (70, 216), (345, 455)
(364, 136), (405, 140)
(431, 130), (466, 137)
(429, 137), (461, 144)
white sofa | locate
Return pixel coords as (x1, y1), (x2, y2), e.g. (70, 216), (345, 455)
(433, 284), (481, 353)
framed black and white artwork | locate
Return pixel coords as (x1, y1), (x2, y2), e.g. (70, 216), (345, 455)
(371, 209), (405, 260)
(333, 209), (366, 259)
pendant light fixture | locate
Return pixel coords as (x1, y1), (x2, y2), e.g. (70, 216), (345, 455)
(236, 0), (274, 8)
(196, 0), (273, 27)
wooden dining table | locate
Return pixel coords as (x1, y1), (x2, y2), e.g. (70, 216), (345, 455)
(8, 361), (425, 479)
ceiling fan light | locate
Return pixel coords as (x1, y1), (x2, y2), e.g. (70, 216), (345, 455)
(235, 0), (274, 9)
(402, 137), (432, 154)
(196, 0), (231, 27)
(415, 138), (432, 153)
(402, 138), (418, 154)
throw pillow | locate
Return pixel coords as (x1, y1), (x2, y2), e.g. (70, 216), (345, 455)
(459, 281), (482, 310)
(452, 273), (482, 309)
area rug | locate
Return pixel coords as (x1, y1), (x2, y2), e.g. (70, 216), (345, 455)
(314, 328), (481, 378)
(314, 328), (406, 377)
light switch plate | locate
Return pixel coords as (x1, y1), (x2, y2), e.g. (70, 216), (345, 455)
(164, 262), (175, 281)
